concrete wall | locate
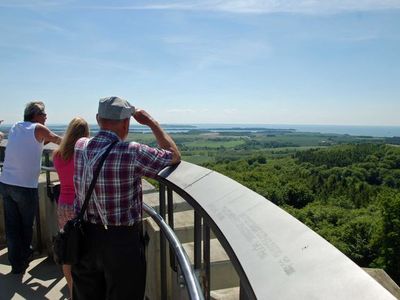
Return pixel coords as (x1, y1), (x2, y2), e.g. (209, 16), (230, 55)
(144, 216), (180, 300)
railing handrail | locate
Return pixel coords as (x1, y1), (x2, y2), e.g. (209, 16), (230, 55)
(156, 161), (397, 300)
(40, 165), (204, 300)
(143, 202), (204, 300)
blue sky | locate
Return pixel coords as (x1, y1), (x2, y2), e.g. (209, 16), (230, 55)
(1, 0), (399, 125)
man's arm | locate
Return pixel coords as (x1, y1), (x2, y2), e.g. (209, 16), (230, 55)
(133, 109), (181, 164)
(35, 124), (62, 145)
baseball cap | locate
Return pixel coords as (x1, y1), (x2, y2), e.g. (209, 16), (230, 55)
(98, 96), (135, 120)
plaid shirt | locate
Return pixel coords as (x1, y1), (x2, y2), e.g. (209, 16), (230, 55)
(74, 130), (173, 226)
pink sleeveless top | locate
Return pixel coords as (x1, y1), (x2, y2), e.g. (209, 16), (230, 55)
(53, 153), (75, 205)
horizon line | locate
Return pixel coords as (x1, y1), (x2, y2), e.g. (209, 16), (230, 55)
(2, 123), (400, 128)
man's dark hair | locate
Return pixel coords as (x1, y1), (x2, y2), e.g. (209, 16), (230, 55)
(24, 101), (45, 122)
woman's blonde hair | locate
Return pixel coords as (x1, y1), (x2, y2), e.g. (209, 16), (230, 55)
(54, 117), (89, 161)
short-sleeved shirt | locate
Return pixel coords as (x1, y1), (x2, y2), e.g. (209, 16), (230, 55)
(73, 130), (173, 226)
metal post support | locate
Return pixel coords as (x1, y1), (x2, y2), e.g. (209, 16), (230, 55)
(167, 187), (174, 227)
(167, 187), (177, 271)
(239, 282), (251, 300)
(144, 203), (204, 300)
(159, 184), (167, 300)
(35, 153), (50, 254)
(44, 152), (52, 200)
(203, 225), (211, 300)
(194, 212), (202, 270)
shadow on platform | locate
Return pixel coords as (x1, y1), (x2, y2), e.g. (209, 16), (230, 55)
(0, 246), (68, 300)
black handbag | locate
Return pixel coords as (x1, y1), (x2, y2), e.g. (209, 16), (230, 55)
(53, 141), (117, 265)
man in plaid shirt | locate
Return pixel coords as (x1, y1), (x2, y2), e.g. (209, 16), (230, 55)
(72, 96), (180, 300)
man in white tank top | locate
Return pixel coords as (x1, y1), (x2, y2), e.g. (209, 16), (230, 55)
(0, 101), (61, 274)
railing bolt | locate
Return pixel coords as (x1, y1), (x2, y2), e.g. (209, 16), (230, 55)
(179, 274), (186, 289)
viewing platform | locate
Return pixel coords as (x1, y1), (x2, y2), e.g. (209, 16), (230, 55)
(0, 140), (400, 299)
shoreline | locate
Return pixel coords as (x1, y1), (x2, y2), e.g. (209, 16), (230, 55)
(1, 123), (400, 138)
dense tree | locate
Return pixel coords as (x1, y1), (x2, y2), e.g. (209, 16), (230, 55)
(204, 143), (400, 284)
(378, 189), (400, 283)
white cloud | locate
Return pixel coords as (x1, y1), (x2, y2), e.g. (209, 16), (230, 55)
(209, 0), (400, 14)
(3, 0), (400, 13)
(80, 0), (400, 14)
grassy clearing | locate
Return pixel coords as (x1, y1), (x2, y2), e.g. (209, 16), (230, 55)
(184, 139), (246, 149)
(125, 130), (385, 165)
(182, 154), (214, 164)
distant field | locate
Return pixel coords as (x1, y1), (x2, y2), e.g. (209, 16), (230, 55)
(184, 139), (246, 148)
(254, 133), (383, 147)
(182, 154), (214, 164)
(127, 133), (156, 144)
(125, 130), (389, 165)
(258, 134), (326, 146)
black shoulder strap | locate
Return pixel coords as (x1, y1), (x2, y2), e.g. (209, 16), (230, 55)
(77, 141), (117, 220)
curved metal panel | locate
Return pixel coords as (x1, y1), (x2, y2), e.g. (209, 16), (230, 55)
(158, 161), (213, 190)
(158, 161), (396, 300)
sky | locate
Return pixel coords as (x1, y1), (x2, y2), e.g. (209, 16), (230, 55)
(0, 0), (399, 126)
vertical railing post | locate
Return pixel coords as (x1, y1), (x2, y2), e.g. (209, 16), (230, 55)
(203, 225), (211, 300)
(44, 151), (52, 200)
(194, 212), (202, 270)
(35, 152), (50, 254)
(159, 184), (167, 300)
(240, 282), (250, 300)
(194, 211), (203, 296)
(167, 187), (177, 272)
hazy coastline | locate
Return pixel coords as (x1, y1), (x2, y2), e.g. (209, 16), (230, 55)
(1, 123), (400, 138)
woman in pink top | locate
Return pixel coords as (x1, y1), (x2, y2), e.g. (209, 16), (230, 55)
(53, 117), (89, 298)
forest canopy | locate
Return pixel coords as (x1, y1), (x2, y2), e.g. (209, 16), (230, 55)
(204, 144), (400, 284)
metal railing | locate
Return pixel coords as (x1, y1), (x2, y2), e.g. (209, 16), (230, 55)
(1, 140), (397, 300)
(154, 161), (397, 300)
(41, 165), (204, 300)
(143, 202), (204, 300)
(156, 163), (254, 300)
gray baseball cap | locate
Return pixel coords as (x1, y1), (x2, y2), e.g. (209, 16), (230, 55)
(98, 96), (135, 120)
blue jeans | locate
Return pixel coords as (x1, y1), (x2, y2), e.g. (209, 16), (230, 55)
(0, 182), (38, 270)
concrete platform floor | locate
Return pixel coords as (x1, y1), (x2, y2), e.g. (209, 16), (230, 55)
(0, 246), (68, 300)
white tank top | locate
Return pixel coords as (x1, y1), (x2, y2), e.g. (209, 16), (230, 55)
(0, 122), (44, 188)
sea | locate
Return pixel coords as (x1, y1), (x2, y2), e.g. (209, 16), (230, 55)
(0, 123), (400, 138)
